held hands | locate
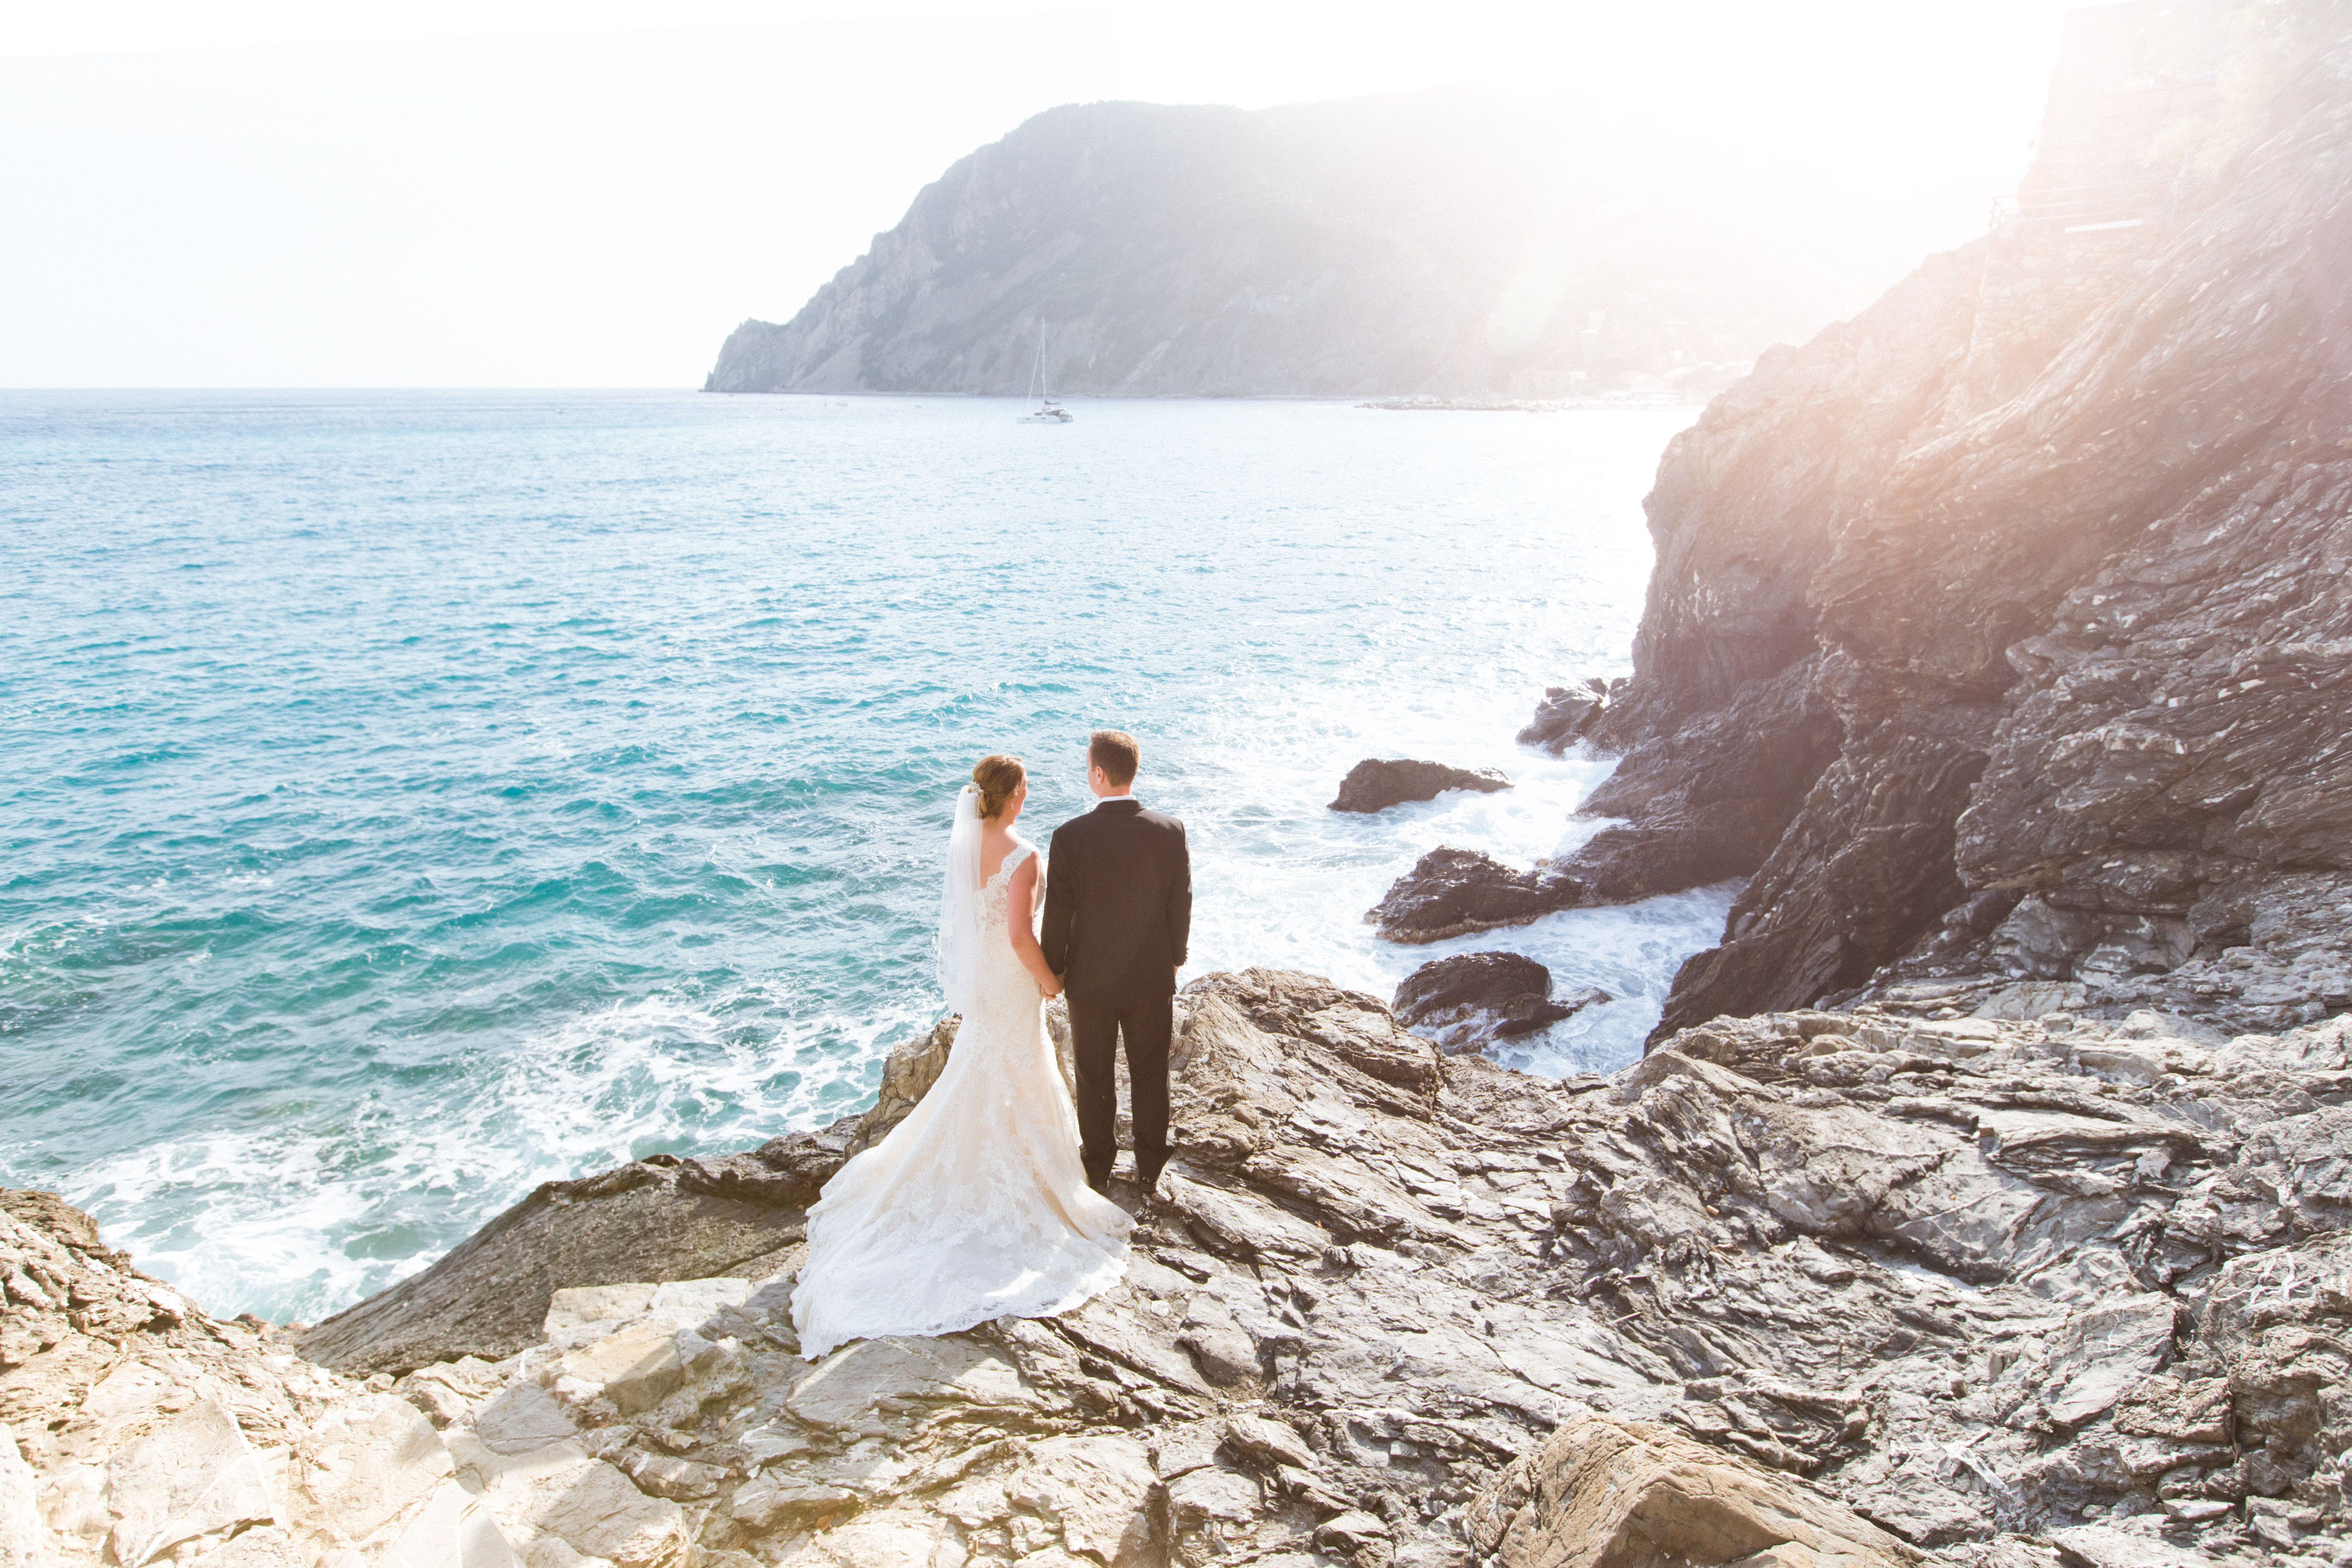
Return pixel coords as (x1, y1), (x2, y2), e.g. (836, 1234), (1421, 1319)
(1040, 972), (1064, 1001)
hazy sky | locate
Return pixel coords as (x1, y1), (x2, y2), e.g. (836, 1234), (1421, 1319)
(2, 0), (2080, 387)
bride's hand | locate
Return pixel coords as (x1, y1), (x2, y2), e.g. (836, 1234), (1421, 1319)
(1039, 975), (1062, 1000)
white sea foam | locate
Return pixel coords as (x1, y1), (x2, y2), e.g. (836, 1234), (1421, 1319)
(1179, 678), (1731, 1070)
(70, 982), (934, 1322)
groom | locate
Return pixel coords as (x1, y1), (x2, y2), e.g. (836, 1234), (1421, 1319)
(1042, 729), (1192, 1196)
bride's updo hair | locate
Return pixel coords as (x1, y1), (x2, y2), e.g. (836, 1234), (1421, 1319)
(971, 754), (1025, 820)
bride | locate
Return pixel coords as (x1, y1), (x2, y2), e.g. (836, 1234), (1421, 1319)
(789, 754), (1134, 1360)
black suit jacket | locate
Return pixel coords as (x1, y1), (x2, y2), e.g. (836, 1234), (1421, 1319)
(1042, 800), (1192, 1005)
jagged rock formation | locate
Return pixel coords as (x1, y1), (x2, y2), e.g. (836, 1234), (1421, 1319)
(13, 969), (2347, 1565)
(1641, 32), (2352, 1038)
(1370, 848), (1577, 945)
(1330, 761), (1511, 816)
(1392, 953), (1608, 1054)
(1421, 30), (2352, 1045)
(704, 93), (1857, 399)
(1514, 682), (1621, 756)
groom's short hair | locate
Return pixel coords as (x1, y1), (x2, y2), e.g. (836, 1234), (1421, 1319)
(1089, 730), (1139, 787)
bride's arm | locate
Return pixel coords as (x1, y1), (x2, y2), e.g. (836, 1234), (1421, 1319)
(1005, 856), (1061, 998)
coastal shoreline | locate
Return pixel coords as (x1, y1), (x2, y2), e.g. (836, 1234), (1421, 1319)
(9, 11), (2352, 1567)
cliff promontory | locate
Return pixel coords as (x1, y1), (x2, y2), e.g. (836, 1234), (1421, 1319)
(1386, 16), (2352, 1048)
(704, 93), (1855, 399)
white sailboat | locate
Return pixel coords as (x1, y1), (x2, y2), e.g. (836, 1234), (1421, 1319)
(1017, 327), (1073, 423)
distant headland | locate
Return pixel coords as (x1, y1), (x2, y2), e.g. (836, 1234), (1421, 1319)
(703, 92), (1860, 400)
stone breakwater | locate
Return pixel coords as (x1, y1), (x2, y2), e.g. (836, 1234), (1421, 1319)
(4, 971), (2346, 1566)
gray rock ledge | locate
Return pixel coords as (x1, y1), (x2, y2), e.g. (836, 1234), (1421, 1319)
(4, 971), (2343, 1565)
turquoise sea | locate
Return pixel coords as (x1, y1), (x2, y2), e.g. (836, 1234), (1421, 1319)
(0, 389), (1724, 1323)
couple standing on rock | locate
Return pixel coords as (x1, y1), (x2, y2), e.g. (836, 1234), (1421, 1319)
(789, 730), (1192, 1360)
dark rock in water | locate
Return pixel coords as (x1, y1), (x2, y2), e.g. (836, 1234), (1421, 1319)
(1516, 677), (1621, 754)
(1328, 758), (1510, 813)
(1368, 847), (1579, 943)
(1392, 951), (1609, 1052)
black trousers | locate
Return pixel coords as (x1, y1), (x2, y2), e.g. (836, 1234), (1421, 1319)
(1067, 990), (1172, 1191)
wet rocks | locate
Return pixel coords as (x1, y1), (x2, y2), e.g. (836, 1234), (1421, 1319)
(1516, 680), (1617, 755)
(1329, 759), (1511, 814)
(1368, 848), (1579, 943)
(1393, 952), (1609, 1052)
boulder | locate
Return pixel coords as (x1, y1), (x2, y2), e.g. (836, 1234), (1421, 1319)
(1328, 759), (1510, 813)
(281, 1394), (454, 1556)
(1464, 1414), (1921, 1568)
(784, 1336), (1033, 1432)
(1368, 847), (1578, 943)
(1001, 1434), (1158, 1566)
(1190, 968), (1440, 1095)
(103, 1399), (276, 1568)
(1393, 951), (1609, 1052)
(382, 1483), (520, 1568)
(1517, 679), (1614, 754)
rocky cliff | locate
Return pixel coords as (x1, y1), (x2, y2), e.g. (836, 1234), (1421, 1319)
(704, 93), (1856, 398)
(8, 974), (2347, 1566)
(1384, 24), (2352, 1044)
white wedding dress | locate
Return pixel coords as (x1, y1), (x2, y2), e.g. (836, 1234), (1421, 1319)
(789, 792), (1133, 1360)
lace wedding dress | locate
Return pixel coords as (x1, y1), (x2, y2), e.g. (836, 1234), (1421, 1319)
(789, 791), (1133, 1360)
